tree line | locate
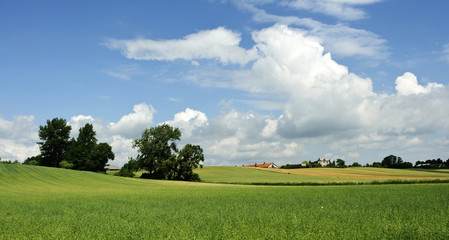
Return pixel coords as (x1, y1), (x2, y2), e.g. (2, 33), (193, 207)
(281, 155), (449, 169)
(21, 119), (204, 181)
(23, 118), (114, 172)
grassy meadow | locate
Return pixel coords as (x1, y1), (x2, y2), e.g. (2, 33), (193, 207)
(1, 164), (449, 239)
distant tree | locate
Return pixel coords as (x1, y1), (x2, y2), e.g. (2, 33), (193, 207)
(38, 118), (72, 167)
(382, 155), (412, 168)
(115, 157), (139, 177)
(336, 159), (346, 168)
(85, 143), (115, 172)
(351, 162), (362, 167)
(372, 162), (382, 168)
(382, 155), (401, 168)
(23, 155), (41, 165)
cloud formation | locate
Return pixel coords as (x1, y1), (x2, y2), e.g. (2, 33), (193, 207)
(0, 115), (39, 161)
(237, 3), (388, 60)
(105, 27), (258, 65)
(395, 72), (444, 96)
(282, 0), (383, 21)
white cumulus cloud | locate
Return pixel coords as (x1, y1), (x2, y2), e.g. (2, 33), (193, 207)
(105, 27), (258, 65)
(108, 103), (155, 139)
(395, 72), (444, 96)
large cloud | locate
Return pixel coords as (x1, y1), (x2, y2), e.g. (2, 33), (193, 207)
(108, 103), (155, 139)
(0, 115), (39, 161)
(104, 27), (258, 65)
(165, 107), (305, 166)
(231, 0), (388, 60)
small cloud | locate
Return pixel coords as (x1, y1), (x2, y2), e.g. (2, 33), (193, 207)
(395, 72), (444, 96)
(281, 0), (383, 21)
(168, 97), (182, 102)
(103, 64), (143, 81)
(442, 43), (449, 64)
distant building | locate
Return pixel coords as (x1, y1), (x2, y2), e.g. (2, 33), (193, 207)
(104, 164), (120, 171)
(243, 162), (279, 168)
(318, 159), (331, 167)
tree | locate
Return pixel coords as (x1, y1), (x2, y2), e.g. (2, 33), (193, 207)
(66, 123), (98, 170)
(85, 143), (115, 172)
(336, 159), (346, 168)
(115, 157), (138, 177)
(351, 162), (361, 167)
(38, 118), (72, 167)
(382, 155), (402, 168)
(174, 144), (204, 181)
(133, 124), (181, 177)
(132, 124), (203, 181)
(382, 155), (412, 168)
(23, 155), (41, 165)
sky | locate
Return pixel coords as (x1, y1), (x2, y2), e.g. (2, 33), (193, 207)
(1, 0), (449, 167)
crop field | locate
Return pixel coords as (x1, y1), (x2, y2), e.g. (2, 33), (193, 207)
(195, 166), (449, 184)
(1, 164), (449, 239)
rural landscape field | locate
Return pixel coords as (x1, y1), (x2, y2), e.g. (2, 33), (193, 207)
(2, 163), (449, 239)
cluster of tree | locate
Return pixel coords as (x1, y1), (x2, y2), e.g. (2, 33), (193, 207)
(23, 118), (114, 172)
(380, 155), (413, 169)
(415, 158), (449, 169)
(0, 158), (20, 164)
(280, 155), (427, 169)
(116, 124), (204, 181)
(281, 159), (346, 168)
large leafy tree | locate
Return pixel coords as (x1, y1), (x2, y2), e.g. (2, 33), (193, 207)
(133, 124), (203, 181)
(66, 123), (98, 169)
(38, 118), (72, 167)
(86, 143), (115, 172)
(175, 144), (204, 181)
(133, 124), (181, 176)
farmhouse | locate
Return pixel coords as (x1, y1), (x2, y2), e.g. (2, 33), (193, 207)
(318, 159), (331, 167)
(104, 164), (120, 171)
(243, 162), (279, 168)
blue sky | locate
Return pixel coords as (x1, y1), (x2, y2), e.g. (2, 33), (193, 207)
(1, 0), (449, 166)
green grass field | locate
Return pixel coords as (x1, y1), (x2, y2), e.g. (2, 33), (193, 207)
(2, 164), (449, 239)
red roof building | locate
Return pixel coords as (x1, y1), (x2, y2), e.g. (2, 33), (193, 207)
(243, 162), (279, 168)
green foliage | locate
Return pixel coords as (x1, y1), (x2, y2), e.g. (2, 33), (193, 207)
(115, 157), (139, 177)
(336, 159), (346, 168)
(37, 118), (72, 167)
(85, 143), (115, 172)
(133, 124), (181, 175)
(280, 164), (304, 169)
(382, 155), (413, 168)
(351, 162), (362, 167)
(59, 160), (74, 169)
(133, 124), (203, 181)
(65, 123), (98, 170)
(1, 164), (449, 239)
(23, 155), (41, 165)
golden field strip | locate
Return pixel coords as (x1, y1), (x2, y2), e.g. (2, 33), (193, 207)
(264, 167), (449, 180)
